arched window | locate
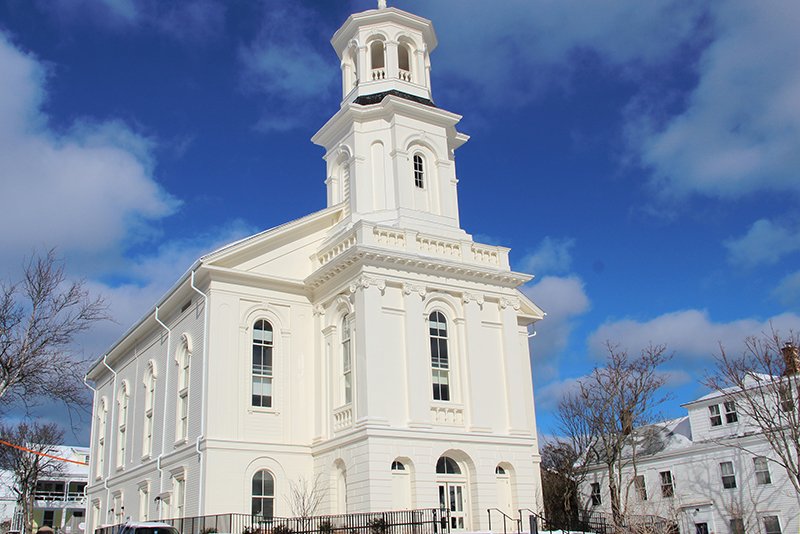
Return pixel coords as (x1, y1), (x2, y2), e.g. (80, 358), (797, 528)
(116, 384), (128, 468)
(436, 456), (461, 475)
(176, 337), (191, 441)
(252, 470), (275, 519)
(429, 311), (450, 401)
(413, 154), (425, 189)
(252, 320), (274, 408)
(398, 44), (411, 81)
(341, 315), (352, 405)
(143, 365), (156, 457)
(96, 399), (107, 478)
(391, 460), (412, 509)
(370, 40), (386, 78)
(495, 466), (506, 475)
(391, 461), (405, 471)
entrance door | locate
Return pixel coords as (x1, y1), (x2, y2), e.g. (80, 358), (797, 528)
(438, 483), (467, 531)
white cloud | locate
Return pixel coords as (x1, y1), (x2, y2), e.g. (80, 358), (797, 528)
(519, 237), (575, 276)
(589, 309), (800, 362)
(724, 219), (800, 268)
(0, 32), (178, 270)
(523, 275), (591, 382)
(536, 376), (582, 413)
(239, 5), (338, 132)
(773, 271), (800, 306)
(634, 1), (800, 198)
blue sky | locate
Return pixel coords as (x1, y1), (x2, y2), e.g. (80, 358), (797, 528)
(1, 0), (799, 445)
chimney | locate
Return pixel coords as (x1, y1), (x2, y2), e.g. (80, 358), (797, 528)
(782, 342), (799, 376)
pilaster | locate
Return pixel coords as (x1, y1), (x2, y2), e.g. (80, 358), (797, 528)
(403, 283), (430, 428)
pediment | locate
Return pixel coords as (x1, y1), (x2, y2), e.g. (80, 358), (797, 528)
(203, 205), (344, 280)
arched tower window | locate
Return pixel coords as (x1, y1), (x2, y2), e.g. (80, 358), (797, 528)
(252, 320), (274, 408)
(251, 470), (275, 519)
(413, 154), (425, 189)
(341, 315), (352, 405)
(398, 44), (412, 81)
(429, 311), (450, 401)
(370, 40), (386, 79)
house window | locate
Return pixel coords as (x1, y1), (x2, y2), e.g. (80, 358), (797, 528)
(709, 405), (722, 427)
(43, 510), (55, 527)
(729, 518), (745, 534)
(252, 320), (274, 408)
(429, 311), (450, 401)
(252, 470), (275, 519)
(113, 492), (124, 524)
(634, 475), (647, 501)
(143, 367), (156, 457)
(173, 474), (185, 519)
(762, 516), (782, 534)
(117, 384), (128, 468)
(96, 400), (107, 479)
(139, 484), (149, 522)
(659, 471), (674, 498)
(413, 154), (425, 188)
(720, 461), (736, 489)
(779, 385), (794, 412)
(176, 338), (190, 441)
(724, 401), (738, 423)
(590, 483), (601, 506)
(495, 466), (506, 475)
(341, 315), (352, 405)
(754, 456), (772, 485)
(392, 461), (405, 471)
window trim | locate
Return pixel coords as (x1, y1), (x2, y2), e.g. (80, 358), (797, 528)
(754, 456), (772, 485)
(590, 482), (601, 507)
(251, 469), (276, 520)
(723, 400), (738, 424)
(634, 474), (647, 501)
(429, 310), (451, 402)
(251, 319), (275, 410)
(116, 383), (129, 470)
(413, 153), (425, 189)
(762, 515), (782, 534)
(341, 315), (353, 406)
(708, 404), (722, 427)
(175, 336), (191, 443)
(720, 461), (737, 489)
(659, 470), (674, 498)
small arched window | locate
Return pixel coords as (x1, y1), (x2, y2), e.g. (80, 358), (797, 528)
(398, 44), (411, 80)
(370, 41), (386, 77)
(251, 470), (275, 519)
(436, 456), (461, 475)
(341, 315), (352, 405)
(429, 311), (450, 401)
(252, 320), (274, 408)
(496, 466), (506, 475)
(391, 461), (406, 471)
(413, 154), (425, 189)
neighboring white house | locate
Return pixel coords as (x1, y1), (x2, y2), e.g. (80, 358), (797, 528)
(0, 446), (90, 534)
(84, 3), (545, 533)
(581, 369), (800, 534)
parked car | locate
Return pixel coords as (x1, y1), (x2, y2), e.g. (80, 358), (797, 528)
(117, 522), (180, 534)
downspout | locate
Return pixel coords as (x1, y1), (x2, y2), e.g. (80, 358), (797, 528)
(154, 306), (172, 510)
(82, 376), (96, 510)
(101, 355), (117, 524)
(189, 270), (209, 515)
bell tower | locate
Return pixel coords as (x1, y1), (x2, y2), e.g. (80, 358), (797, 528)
(312, 2), (470, 240)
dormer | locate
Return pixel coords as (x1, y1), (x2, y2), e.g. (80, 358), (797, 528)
(332, 5), (437, 105)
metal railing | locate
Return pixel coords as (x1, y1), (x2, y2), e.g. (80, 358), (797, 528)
(97, 508), (447, 534)
(520, 509), (678, 534)
(486, 509), (519, 534)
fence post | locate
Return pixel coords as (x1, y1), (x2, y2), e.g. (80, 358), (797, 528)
(528, 515), (537, 534)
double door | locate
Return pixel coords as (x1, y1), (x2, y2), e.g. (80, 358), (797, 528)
(438, 482), (467, 531)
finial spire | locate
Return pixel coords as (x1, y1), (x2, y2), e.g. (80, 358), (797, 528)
(378, 0), (387, 9)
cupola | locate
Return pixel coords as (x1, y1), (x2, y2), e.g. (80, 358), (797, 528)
(331, 1), (437, 105)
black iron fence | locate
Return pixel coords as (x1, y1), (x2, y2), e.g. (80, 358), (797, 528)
(97, 508), (446, 534)
(519, 508), (678, 534)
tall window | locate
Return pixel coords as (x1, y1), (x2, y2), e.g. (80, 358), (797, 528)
(252, 470), (275, 519)
(429, 311), (450, 401)
(708, 405), (722, 426)
(113, 493), (123, 524)
(720, 461), (736, 489)
(173, 474), (185, 519)
(724, 401), (738, 423)
(398, 44), (411, 72)
(143, 366), (156, 457)
(341, 316), (352, 405)
(96, 400), (107, 478)
(634, 475), (647, 501)
(370, 41), (385, 71)
(659, 471), (674, 498)
(754, 456), (772, 485)
(413, 154), (425, 188)
(762, 516), (782, 534)
(176, 338), (190, 441)
(117, 384), (128, 468)
(590, 483), (601, 506)
(139, 484), (149, 521)
(252, 320), (274, 408)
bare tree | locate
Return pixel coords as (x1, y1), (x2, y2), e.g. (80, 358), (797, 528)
(285, 473), (327, 518)
(558, 343), (672, 528)
(0, 422), (65, 534)
(0, 250), (107, 416)
(540, 440), (585, 527)
(705, 328), (800, 496)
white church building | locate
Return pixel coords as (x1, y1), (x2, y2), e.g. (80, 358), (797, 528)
(85, 3), (545, 533)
